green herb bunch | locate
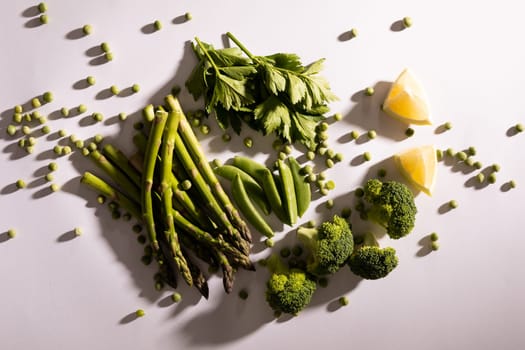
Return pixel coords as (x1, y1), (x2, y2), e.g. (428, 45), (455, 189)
(186, 32), (338, 150)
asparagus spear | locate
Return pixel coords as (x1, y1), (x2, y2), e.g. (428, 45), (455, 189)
(160, 111), (193, 286)
(101, 144), (141, 188)
(182, 247), (209, 299)
(165, 95), (252, 243)
(141, 110), (168, 251)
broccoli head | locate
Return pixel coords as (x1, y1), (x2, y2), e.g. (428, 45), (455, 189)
(296, 215), (354, 276)
(348, 232), (398, 280)
(363, 178), (417, 239)
(264, 254), (316, 315)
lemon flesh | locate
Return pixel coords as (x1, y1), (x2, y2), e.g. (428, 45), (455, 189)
(383, 68), (432, 125)
(394, 145), (437, 196)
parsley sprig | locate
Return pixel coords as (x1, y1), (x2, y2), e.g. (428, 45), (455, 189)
(186, 32), (338, 150)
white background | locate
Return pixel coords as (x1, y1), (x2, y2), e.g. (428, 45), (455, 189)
(0, 1), (524, 349)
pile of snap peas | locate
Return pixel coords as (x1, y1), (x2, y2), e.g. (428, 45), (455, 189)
(214, 155), (311, 238)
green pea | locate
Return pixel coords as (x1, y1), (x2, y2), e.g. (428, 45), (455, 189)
(318, 121), (329, 132)
(350, 130), (359, 140)
(92, 112), (103, 122)
(85, 76), (95, 86)
(135, 309), (145, 317)
(319, 188), (329, 196)
(350, 28), (358, 37)
(222, 133), (231, 142)
(39, 14), (49, 24)
(430, 232), (439, 241)
(22, 126), (31, 135)
(405, 127), (415, 137)
(355, 188), (364, 197)
(306, 173), (317, 183)
(26, 146), (34, 154)
(50, 183), (60, 192)
(367, 130), (377, 139)
(27, 137), (36, 146)
(448, 200), (458, 209)
(48, 162), (58, 171)
(110, 85), (120, 95)
(13, 113), (22, 123)
(317, 147), (327, 156)
(78, 104), (87, 113)
(363, 152), (372, 161)
(81, 147), (90, 156)
(325, 158), (334, 168)
(62, 146), (72, 154)
(339, 296), (349, 306)
(185, 12), (193, 20)
(87, 142), (97, 151)
(118, 112), (127, 121)
(6, 125), (17, 136)
(24, 113), (32, 122)
(74, 227), (82, 236)
(31, 97), (41, 108)
(43, 91), (53, 103)
(18, 139), (26, 148)
(38, 2), (47, 12)
(292, 245), (303, 257)
(180, 179), (192, 191)
(41, 125), (50, 134)
(53, 145), (63, 155)
(446, 148), (455, 157)
(403, 16), (413, 27)
(14, 105), (23, 113)
(94, 134), (103, 144)
(82, 24), (92, 35)
(131, 84), (140, 93)
(317, 131), (328, 141)
(515, 123), (524, 132)
(58, 129), (67, 137)
(509, 180), (516, 188)
(101, 42), (110, 52)
(96, 195), (106, 204)
(132, 224), (142, 233)
(492, 164), (501, 172)
(171, 292), (182, 303)
(488, 172), (497, 184)
(474, 161), (483, 169)
(431, 242), (440, 251)
(325, 180), (335, 190)
(7, 228), (16, 238)
(306, 151), (315, 160)
(264, 238), (274, 248)
(467, 146), (476, 156)
(243, 137), (253, 148)
(456, 151), (467, 161)
(444, 122), (452, 130)
(476, 173), (485, 183)
(333, 113), (343, 121)
(16, 179), (26, 189)
(283, 145), (293, 154)
(154, 20), (162, 30)
(105, 52), (114, 61)
(200, 124), (210, 135)
(325, 199), (334, 209)
(326, 149), (335, 159)
(377, 168), (387, 178)
(75, 140), (84, 149)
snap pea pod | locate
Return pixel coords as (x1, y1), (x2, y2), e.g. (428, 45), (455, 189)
(232, 156), (268, 183)
(287, 156), (311, 218)
(214, 165), (271, 215)
(257, 168), (287, 223)
(232, 175), (274, 238)
(276, 159), (297, 225)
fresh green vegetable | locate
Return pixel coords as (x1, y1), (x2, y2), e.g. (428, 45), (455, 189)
(287, 156), (311, 218)
(516, 123), (524, 132)
(296, 215), (353, 276)
(82, 24), (92, 35)
(258, 168), (287, 223)
(171, 292), (182, 303)
(403, 16), (413, 27)
(43, 91), (53, 103)
(362, 178), (417, 239)
(154, 20), (162, 30)
(232, 174), (274, 238)
(16, 179), (26, 189)
(110, 85), (120, 95)
(348, 232), (398, 280)
(264, 254), (316, 315)
(339, 296), (349, 306)
(364, 87), (374, 96)
(132, 84), (140, 93)
(276, 159), (297, 225)
(449, 200), (458, 209)
(39, 14), (48, 24)
(7, 229), (16, 239)
(186, 33), (337, 150)
(135, 309), (145, 317)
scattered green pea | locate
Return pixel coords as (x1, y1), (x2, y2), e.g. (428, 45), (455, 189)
(171, 292), (182, 303)
(100, 42), (110, 52)
(325, 158), (334, 168)
(7, 228), (16, 239)
(78, 104), (87, 113)
(24, 113), (32, 122)
(350, 28), (358, 37)
(492, 164), (501, 172)
(38, 2), (47, 12)
(317, 131), (328, 141)
(355, 187), (364, 197)
(444, 122), (452, 130)
(137, 235), (147, 244)
(105, 52), (114, 61)
(180, 179), (192, 191)
(403, 16), (413, 27)
(326, 199), (335, 209)
(339, 296), (349, 306)
(476, 173), (485, 183)
(82, 24), (92, 35)
(464, 158), (475, 167)
(474, 161), (483, 169)
(362, 87), (375, 96)
(243, 137), (253, 148)
(97, 196), (106, 205)
(363, 152), (372, 161)
(108, 202), (119, 211)
(319, 187), (329, 196)
(110, 85), (120, 95)
(405, 127), (415, 137)
(515, 123), (523, 132)
(47, 162), (58, 171)
(131, 84), (140, 93)
(16, 179), (26, 189)
(333, 113), (343, 121)
(26, 146), (34, 154)
(50, 183), (60, 192)
(44, 173), (54, 182)
(58, 129), (67, 137)
(85, 76), (96, 86)
(22, 126), (31, 136)
(135, 309), (145, 317)
(69, 134), (78, 143)
(73, 227), (82, 236)
(325, 180), (335, 190)
(14, 105), (23, 113)
(27, 137), (36, 146)
(233, 288), (248, 300)
(141, 255), (152, 265)
(53, 145), (63, 155)
(431, 242), (440, 251)
(467, 146), (476, 156)
(81, 147), (90, 156)
(31, 97), (41, 108)
(6, 125), (17, 136)
(278, 152), (287, 160)
(304, 150), (315, 161)
(448, 200), (458, 209)
(13, 113), (22, 123)
(42, 91), (53, 103)
(41, 125), (50, 134)
(488, 172), (497, 184)
(341, 207), (352, 218)
(92, 112), (103, 122)
(75, 140), (84, 149)
(265, 238), (274, 248)
(445, 148), (455, 157)
(39, 14), (49, 24)
(317, 147), (327, 156)
(509, 180), (516, 188)
(118, 112), (127, 121)
(154, 20), (162, 30)
(87, 142), (97, 151)
(200, 124), (210, 135)
(318, 121), (329, 132)
(185, 12), (193, 21)
(456, 151), (467, 161)
(350, 130), (360, 140)
(18, 139), (26, 148)
(94, 134), (104, 144)
(429, 232), (439, 241)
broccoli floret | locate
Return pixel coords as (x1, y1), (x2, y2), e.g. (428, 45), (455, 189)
(362, 178), (417, 239)
(296, 215), (354, 276)
(348, 232), (398, 280)
(265, 254), (316, 315)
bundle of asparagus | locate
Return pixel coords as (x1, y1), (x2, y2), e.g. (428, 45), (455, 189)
(80, 95), (254, 297)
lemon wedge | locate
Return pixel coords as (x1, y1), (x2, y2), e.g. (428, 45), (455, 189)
(394, 145), (437, 196)
(383, 68), (432, 125)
